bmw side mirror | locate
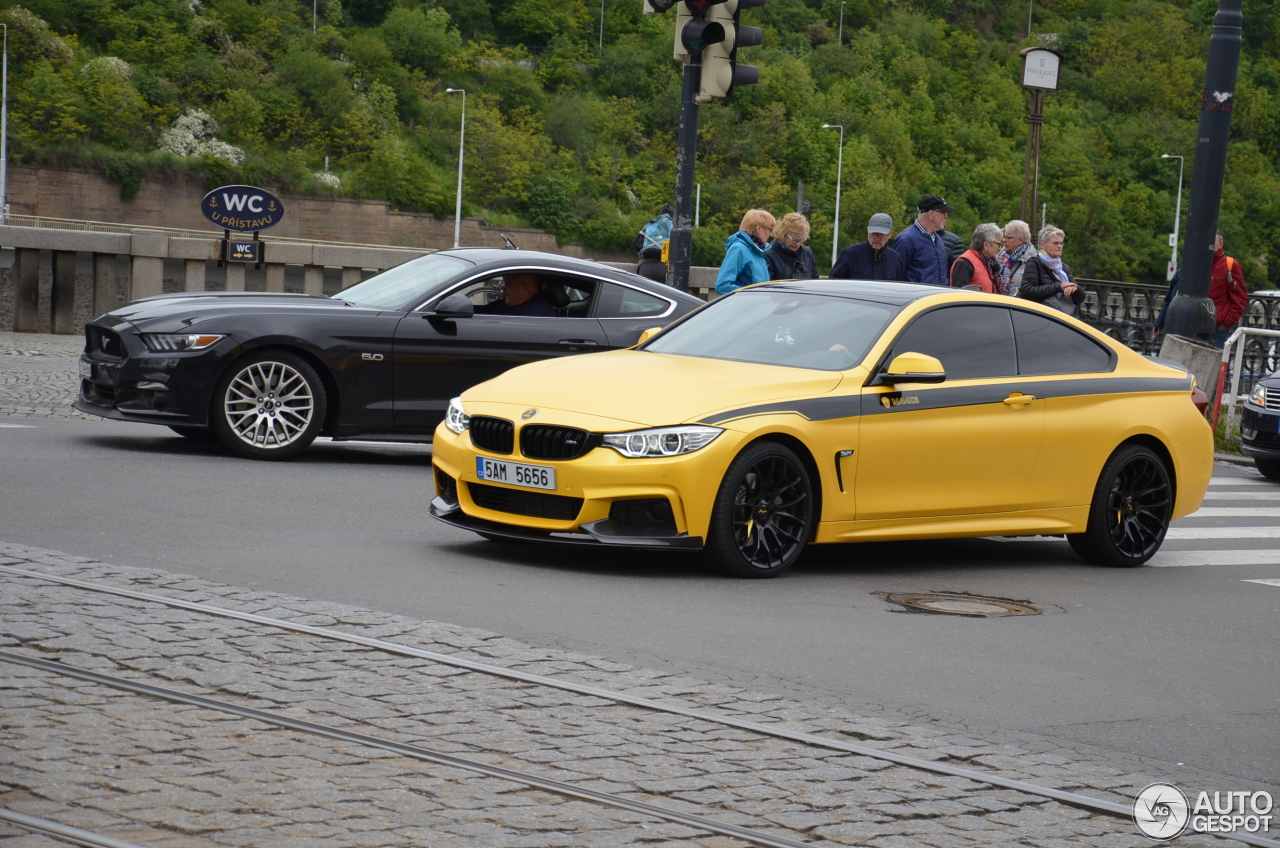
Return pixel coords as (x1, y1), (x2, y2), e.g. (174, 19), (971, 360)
(430, 293), (474, 318)
(880, 352), (946, 385)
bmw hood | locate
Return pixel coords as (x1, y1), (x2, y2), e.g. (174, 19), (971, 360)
(463, 348), (846, 429)
(95, 292), (359, 334)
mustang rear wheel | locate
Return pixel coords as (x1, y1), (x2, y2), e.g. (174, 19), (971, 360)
(706, 441), (814, 578)
(211, 351), (327, 460)
(1068, 444), (1172, 567)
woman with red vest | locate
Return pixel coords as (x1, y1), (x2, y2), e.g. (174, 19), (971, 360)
(950, 223), (1006, 294)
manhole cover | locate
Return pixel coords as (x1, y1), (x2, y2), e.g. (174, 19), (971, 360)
(884, 593), (1041, 618)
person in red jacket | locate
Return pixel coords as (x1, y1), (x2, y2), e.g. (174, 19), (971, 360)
(1211, 231), (1247, 349)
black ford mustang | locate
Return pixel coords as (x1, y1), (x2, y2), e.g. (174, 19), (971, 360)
(75, 249), (704, 459)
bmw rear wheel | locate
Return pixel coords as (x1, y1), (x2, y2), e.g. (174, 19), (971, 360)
(211, 350), (327, 460)
(706, 441), (814, 578)
(1068, 444), (1172, 567)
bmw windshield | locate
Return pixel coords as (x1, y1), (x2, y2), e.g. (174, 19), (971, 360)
(643, 290), (900, 371)
(335, 254), (472, 310)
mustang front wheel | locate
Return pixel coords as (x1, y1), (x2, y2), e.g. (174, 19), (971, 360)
(211, 351), (327, 460)
(707, 441), (814, 578)
(1068, 444), (1172, 567)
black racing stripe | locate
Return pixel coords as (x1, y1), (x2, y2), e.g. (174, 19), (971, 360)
(699, 375), (1193, 424)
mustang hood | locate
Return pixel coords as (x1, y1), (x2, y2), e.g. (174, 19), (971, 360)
(98, 292), (353, 334)
(464, 349), (845, 428)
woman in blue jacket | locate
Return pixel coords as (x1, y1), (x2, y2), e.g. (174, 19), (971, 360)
(715, 209), (775, 295)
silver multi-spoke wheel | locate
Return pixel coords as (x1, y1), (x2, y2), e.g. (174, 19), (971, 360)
(223, 360), (314, 449)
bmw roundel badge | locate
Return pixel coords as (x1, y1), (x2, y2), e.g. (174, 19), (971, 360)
(522, 408), (538, 419)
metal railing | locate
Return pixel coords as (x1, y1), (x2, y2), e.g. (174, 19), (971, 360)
(1215, 327), (1280, 435)
(1074, 278), (1166, 355)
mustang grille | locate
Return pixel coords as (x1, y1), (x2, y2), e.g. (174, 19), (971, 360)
(520, 425), (591, 461)
(470, 416), (514, 454)
(86, 326), (124, 359)
(467, 482), (582, 521)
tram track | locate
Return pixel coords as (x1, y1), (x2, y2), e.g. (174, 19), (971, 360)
(4, 564), (1276, 848)
(0, 807), (148, 848)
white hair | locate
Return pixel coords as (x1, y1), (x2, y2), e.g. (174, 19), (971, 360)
(1038, 225), (1065, 248)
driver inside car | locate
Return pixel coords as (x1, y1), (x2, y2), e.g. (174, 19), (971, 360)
(476, 274), (557, 317)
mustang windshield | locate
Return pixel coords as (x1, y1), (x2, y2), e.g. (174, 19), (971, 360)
(335, 254), (472, 310)
(645, 290), (899, 371)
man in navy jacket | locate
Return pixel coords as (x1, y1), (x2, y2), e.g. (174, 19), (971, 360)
(891, 195), (954, 287)
(830, 213), (905, 281)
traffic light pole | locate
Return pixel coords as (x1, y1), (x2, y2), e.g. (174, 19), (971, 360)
(1163, 0), (1243, 343)
(669, 64), (701, 293)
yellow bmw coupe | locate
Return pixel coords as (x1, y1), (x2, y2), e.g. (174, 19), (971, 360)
(430, 281), (1213, 577)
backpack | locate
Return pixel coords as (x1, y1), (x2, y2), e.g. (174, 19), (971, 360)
(636, 214), (674, 254)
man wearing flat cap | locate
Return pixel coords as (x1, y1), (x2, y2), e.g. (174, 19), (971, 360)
(890, 195), (954, 287)
(830, 213), (905, 281)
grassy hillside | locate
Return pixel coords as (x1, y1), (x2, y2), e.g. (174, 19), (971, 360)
(3, 0), (1279, 284)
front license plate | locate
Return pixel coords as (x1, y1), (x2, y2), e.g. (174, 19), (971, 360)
(79, 359), (93, 380)
(476, 457), (556, 491)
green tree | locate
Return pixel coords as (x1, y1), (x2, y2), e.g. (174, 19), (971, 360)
(12, 61), (87, 146)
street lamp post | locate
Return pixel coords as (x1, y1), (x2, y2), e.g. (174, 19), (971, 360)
(1162, 153), (1185, 283)
(837, 1), (845, 45)
(822, 124), (843, 268)
(1, 24), (9, 224)
(445, 88), (466, 249)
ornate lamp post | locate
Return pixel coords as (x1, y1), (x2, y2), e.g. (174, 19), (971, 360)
(1018, 47), (1062, 237)
(445, 88), (467, 249)
(1163, 0), (1243, 343)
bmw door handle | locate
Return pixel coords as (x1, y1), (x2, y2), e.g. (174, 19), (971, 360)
(1003, 393), (1037, 406)
(558, 339), (598, 347)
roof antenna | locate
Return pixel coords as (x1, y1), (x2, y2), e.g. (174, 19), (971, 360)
(500, 233), (518, 250)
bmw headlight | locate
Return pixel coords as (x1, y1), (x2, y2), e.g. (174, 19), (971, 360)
(1250, 384), (1267, 406)
(445, 396), (470, 434)
(141, 333), (223, 352)
(602, 425), (722, 458)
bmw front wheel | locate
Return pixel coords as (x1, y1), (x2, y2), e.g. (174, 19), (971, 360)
(706, 441), (814, 578)
(1068, 444), (1172, 567)
(211, 350), (327, 460)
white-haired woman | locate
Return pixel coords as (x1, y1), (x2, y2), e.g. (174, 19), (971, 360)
(765, 212), (818, 280)
(998, 219), (1033, 296)
(1018, 226), (1084, 316)
(950, 223), (1005, 293)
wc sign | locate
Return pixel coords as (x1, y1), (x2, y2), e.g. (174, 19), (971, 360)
(227, 240), (262, 263)
(200, 185), (285, 232)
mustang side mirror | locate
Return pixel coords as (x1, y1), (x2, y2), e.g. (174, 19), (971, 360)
(636, 327), (663, 345)
(430, 293), (474, 319)
(880, 352), (946, 385)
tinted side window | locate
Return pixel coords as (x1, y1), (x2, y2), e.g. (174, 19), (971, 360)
(595, 283), (671, 318)
(1012, 310), (1112, 375)
(890, 306), (1017, 380)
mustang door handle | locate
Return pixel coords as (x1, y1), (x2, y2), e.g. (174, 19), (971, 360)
(1003, 393), (1037, 405)
(558, 339), (598, 347)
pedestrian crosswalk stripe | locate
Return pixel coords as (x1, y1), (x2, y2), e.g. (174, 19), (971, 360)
(1242, 578), (1280, 586)
(1207, 477), (1270, 486)
(1201, 491), (1280, 500)
(1148, 550), (1280, 567)
(1166, 526), (1280, 539)
(1184, 507), (1280, 517)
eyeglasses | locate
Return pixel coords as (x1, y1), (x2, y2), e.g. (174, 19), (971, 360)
(1045, 239), (1065, 246)
(783, 234), (806, 245)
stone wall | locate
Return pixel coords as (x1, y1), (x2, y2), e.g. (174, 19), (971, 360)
(6, 165), (632, 261)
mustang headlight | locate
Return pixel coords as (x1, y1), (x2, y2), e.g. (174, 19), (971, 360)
(602, 425), (722, 458)
(141, 333), (223, 352)
(1250, 384), (1267, 406)
(445, 396), (470, 434)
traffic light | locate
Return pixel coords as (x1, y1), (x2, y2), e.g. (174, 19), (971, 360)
(698, 0), (763, 100)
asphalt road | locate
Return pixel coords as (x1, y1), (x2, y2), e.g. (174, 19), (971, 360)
(2, 416), (1276, 787)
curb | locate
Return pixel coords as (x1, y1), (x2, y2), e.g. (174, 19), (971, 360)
(1214, 452), (1253, 466)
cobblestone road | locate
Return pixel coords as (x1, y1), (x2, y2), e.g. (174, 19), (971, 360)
(0, 541), (1249, 848)
(0, 333), (89, 421)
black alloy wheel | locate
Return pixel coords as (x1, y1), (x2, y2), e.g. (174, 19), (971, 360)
(1068, 444), (1172, 567)
(1254, 457), (1280, 480)
(210, 349), (328, 461)
(707, 441), (814, 578)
